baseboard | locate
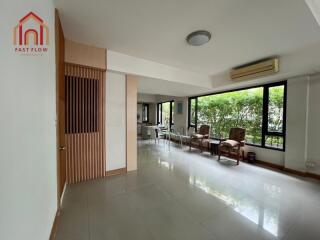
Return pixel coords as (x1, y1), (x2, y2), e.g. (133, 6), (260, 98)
(283, 167), (306, 177)
(59, 183), (66, 207)
(49, 209), (61, 240)
(306, 172), (320, 181)
(255, 159), (320, 181)
(106, 167), (127, 177)
(255, 159), (283, 171)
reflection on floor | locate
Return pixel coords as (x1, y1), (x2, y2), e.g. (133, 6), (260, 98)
(56, 140), (320, 240)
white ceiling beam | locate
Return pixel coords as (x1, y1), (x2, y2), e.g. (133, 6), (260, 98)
(107, 50), (212, 88)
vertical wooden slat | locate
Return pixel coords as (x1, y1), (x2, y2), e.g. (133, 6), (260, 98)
(66, 73), (70, 182)
(88, 76), (92, 179)
(76, 65), (80, 183)
(102, 70), (106, 176)
(72, 65), (76, 183)
(79, 66), (82, 182)
(99, 71), (101, 177)
(84, 67), (87, 180)
(68, 65), (71, 182)
(100, 70), (103, 176)
(99, 70), (102, 176)
(73, 67), (76, 183)
(80, 68), (87, 181)
(98, 70), (101, 177)
(84, 70), (87, 180)
(90, 76), (94, 179)
(97, 69), (100, 177)
(92, 69), (96, 179)
(70, 71), (73, 182)
(65, 68), (68, 182)
(67, 65), (70, 183)
(94, 70), (98, 178)
(79, 70), (82, 182)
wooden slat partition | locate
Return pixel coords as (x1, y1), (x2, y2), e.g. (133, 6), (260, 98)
(65, 63), (106, 183)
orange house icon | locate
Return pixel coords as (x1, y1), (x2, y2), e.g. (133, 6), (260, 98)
(13, 12), (49, 46)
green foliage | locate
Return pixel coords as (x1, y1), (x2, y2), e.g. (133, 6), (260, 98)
(268, 86), (284, 132)
(162, 102), (171, 128)
(197, 88), (263, 144)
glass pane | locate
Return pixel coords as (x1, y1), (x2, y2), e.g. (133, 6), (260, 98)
(145, 105), (148, 121)
(190, 99), (196, 125)
(197, 87), (263, 145)
(162, 102), (171, 129)
(265, 135), (283, 149)
(268, 86), (284, 133)
(171, 102), (175, 125)
(158, 104), (161, 124)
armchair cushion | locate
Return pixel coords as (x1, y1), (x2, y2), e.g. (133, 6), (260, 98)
(191, 133), (205, 139)
(221, 139), (239, 147)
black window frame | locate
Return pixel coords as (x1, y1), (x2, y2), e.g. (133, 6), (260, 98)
(142, 103), (149, 123)
(157, 100), (174, 130)
(188, 81), (287, 151)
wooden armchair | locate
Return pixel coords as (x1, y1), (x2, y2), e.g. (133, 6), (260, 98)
(189, 125), (210, 152)
(218, 128), (246, 165)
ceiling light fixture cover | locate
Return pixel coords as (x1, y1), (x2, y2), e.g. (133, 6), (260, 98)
(186, 30), (211, 46)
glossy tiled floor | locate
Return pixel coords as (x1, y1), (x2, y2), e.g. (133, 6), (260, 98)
(56, 140), (320, 240)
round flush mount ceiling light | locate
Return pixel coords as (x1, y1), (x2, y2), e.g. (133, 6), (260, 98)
(186, 30), (211, 46)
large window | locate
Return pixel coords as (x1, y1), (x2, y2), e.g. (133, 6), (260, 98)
(188, 82), (286, 150)
(157, 101), (174, 130)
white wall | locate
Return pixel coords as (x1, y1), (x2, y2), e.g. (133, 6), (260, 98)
(106, 71), (126, 171)
(282, 74), (320, 174)
(285, 76), (309, 172)
(306, 75), (320, 174)
(245, 145), (285, 166)
(174, 97), (189, 134)
(0, 1), (57, 240)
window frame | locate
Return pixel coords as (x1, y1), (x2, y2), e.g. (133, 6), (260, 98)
(188, 81), (287, 151)
(157, 100), (174, 130)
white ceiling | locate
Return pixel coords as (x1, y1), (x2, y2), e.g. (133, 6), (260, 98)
(55, 0), (320, 96)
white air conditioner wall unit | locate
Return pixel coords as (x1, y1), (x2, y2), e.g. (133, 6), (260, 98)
(230, 58), (279, 81)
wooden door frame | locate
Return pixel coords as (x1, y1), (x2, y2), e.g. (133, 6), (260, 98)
(50, 9), (66, 240)
(55, 9), (66, 207)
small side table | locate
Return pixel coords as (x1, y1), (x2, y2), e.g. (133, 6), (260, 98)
(209, 139), (224, 155)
